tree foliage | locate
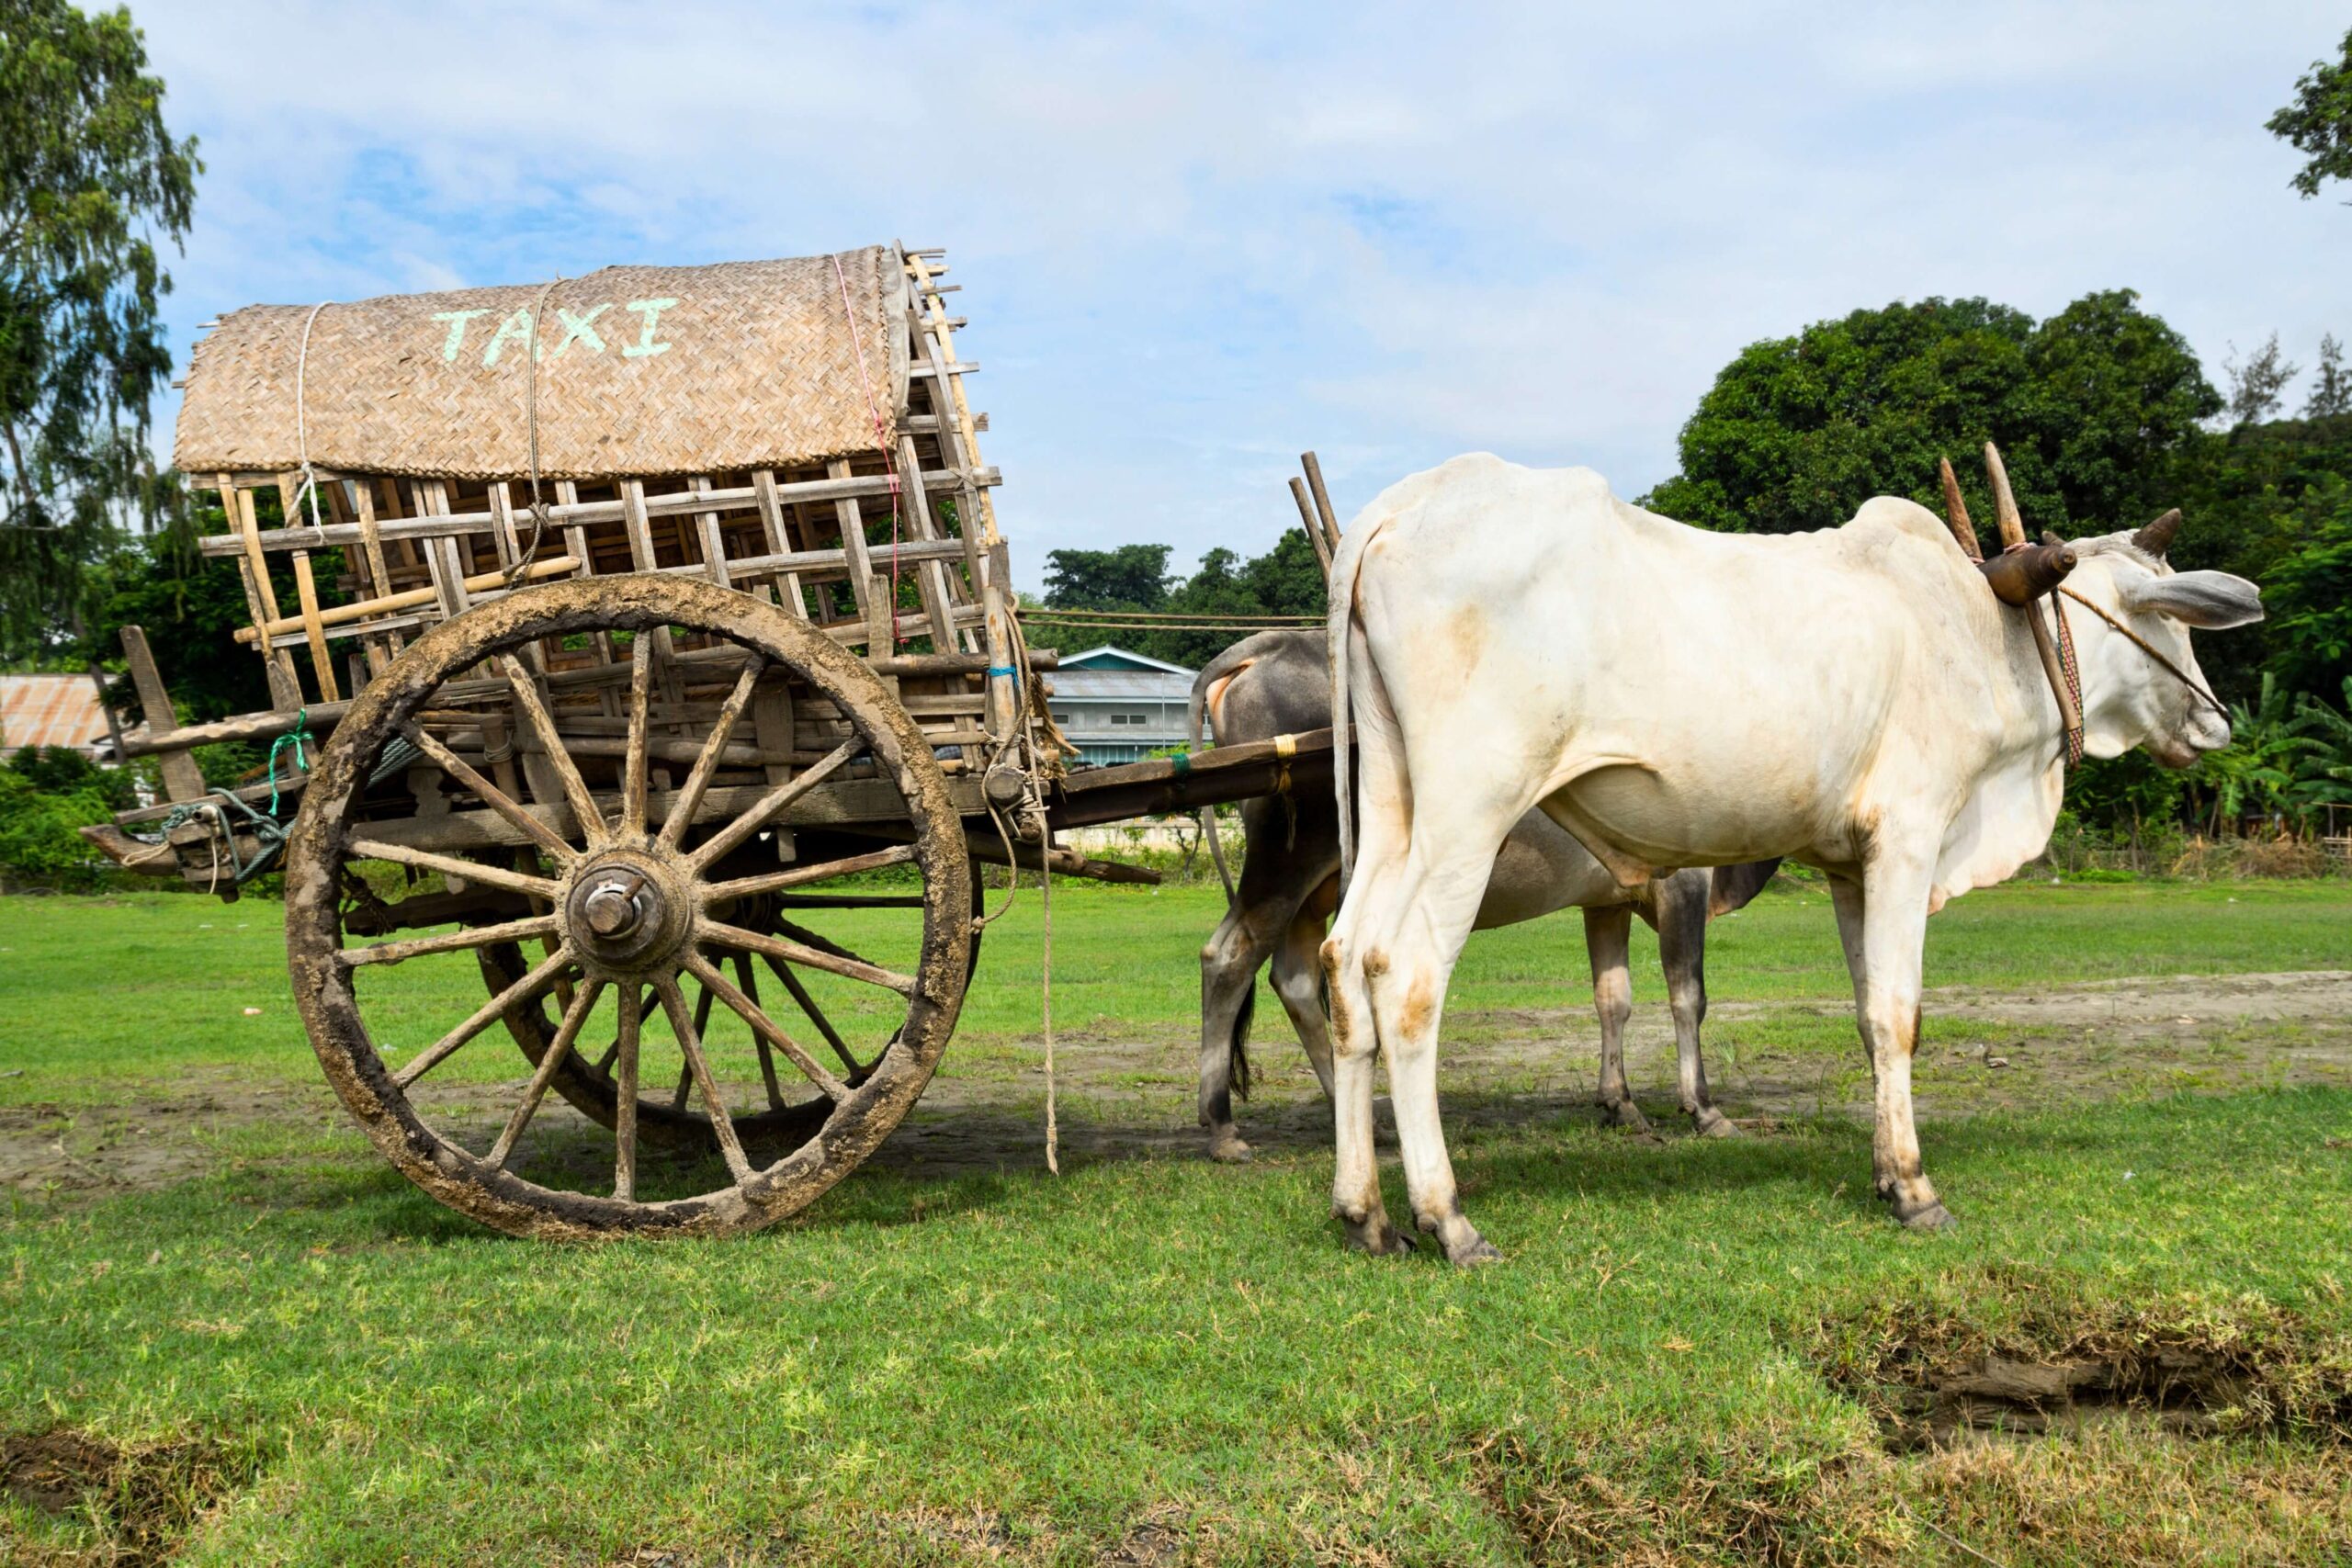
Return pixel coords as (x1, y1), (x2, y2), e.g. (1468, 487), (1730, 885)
(2306, 333), (2348, 419)
(1032, 528), (1326, 668)
(2223, 333), (2300, 426)
(0, 0), (198, 662)
(1042, 543), (1172, 613)
(2267, 25), (2352, 201)
(85, 493), (279, 722)
(1643, 292), (2218, 539)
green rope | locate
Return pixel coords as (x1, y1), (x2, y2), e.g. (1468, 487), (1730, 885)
(266, 708), (312, 815)
(130, 728), (420, 890)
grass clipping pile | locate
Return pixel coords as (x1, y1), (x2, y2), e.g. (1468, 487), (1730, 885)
(1461, 1284), (2351, 1567)
(0, 1426), (269, 1567)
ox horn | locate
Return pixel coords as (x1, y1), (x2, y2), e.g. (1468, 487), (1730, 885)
(1937, 456), (1984, 562)
(1975, 442), (2077, 606)
(2132, 507), (2182, 558)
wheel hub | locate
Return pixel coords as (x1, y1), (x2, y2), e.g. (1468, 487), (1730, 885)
(563, 851), (691, 974)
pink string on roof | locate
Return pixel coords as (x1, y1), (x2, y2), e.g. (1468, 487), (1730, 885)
(831, 252), (903, 648)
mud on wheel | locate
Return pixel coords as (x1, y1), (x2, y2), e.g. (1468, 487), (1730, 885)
(284, 576), (973, 1239)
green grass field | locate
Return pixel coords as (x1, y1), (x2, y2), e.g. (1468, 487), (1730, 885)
(3, 880), (2350, 1565)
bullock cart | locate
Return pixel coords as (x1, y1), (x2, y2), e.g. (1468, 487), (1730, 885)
(85, 245), (1337, 1239)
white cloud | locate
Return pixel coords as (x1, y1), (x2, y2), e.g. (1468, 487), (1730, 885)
(134, 0), (2349, 580)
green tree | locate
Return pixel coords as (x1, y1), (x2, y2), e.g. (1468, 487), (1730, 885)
(85, 493), (278, 721)
(2307, 333), (2349, 418)
(2193, 673), (2303, 833)
(2288, 679), (2352, 816)
(1029, 528), (1328, 669)
(0, 0), (198, 663)
(1042, 543), (1171, 611)
(2267, 25), (2352, 201)
(2260, 471), (2352, 700)
(1643, 291), (2218, 539)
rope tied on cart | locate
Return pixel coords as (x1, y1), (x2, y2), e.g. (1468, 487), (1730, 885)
(289, 301), (334, 536)
(831, 251), (903, 647)
(504, 275), (562, 588)
(266, 707), (312, 815)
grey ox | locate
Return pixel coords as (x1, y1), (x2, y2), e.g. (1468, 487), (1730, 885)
(1324, 450), (2263, 1264)
(1185, 628), (1776, 1163)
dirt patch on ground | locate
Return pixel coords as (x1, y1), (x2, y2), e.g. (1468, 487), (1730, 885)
(876, 968), (2352, 1175)
(0, 1425), (269, 1566)
(5, 971), (2350, 1195)
(0, 1079), (339, 1199)
(1803, 1289), (2352, 1453)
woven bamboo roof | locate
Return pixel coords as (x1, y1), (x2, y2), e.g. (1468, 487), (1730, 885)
(174, 247), (910, 481)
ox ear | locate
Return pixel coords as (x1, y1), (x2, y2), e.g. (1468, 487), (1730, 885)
(2120, 570), (2265, 629)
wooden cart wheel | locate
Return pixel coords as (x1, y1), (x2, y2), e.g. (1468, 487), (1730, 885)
(476, 863), (989, 1157)
(284, 575), (973, 1240)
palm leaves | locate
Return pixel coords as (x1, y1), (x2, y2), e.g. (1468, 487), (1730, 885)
(2197, 674), (2352, 833)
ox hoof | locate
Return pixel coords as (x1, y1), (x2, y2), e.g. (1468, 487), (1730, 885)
(1446, 1235), (1503, 1268)
(1415, 1210), (1502, 1267)
(1600, 1098), (1654, 1134)
(1691, 1107), (1740, 1139)
(1894, 1198), (1956, 1232)
(1339, 1214), (1415, 1257)
(1207, 1134), (1254, 1165)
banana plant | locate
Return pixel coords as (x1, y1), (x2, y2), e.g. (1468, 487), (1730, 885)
(2289, 678), (2352, 820)
(2195, 673), (2304, 833)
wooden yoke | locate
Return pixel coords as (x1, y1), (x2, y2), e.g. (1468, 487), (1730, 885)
(1963, 443), (2082, 747)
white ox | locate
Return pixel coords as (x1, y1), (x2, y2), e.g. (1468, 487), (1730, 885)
(1322, 452), (2263, 1264)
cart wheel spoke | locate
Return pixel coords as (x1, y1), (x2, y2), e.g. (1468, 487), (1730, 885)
(396, 942), (575, 1088)
(671, 975), (718, 1111)
(733, 953), (787, 1111)
(400, 723), (577, 865)
(345, 837), (560, 901)
(499, 654), (607, 845)
(684, 738), (863, 871)
(696, 916), (916, 995)
(620, 637), (655, 840)
(683, 950), (849, 1102)
(485, 977), (605, 1171)
(611, 983), (642, 1201)
(758, 953), (866, 1078)
(703, 842), (916, 904)
(653, 975), (753, 1183)
(656, 657), (767, 852)
(344, 912), (560, 968)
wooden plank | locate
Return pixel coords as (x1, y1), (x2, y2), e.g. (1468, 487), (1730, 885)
(826, 457), (879, 640)
(891, 433), (959, 648)
(355, 773), (989, 852)
(350, 478), (401, 669)
(1048, 728), (1340, 830)
(193, 467), (1001, 558)
(227, 478), (304, 709)
(234, 555), (581, 643)
(119, 626), (207, 802)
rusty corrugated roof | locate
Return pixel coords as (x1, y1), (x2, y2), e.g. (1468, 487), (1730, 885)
(0, 675), (113, 755)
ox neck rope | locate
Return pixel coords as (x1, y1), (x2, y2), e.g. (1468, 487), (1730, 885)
(2053, 582), (2230, 728)
(2049, 595), (2084, 767)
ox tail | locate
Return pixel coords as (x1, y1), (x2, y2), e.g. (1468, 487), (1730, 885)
(1329, 512), (1391, 894)
(1189, 645), (1257, 904)
(1228, 982), (1255, 1101)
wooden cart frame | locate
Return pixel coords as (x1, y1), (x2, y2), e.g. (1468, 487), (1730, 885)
(87, 244), (1336, 1238)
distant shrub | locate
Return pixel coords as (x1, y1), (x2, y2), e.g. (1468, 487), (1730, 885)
(0, 771), (118, 891)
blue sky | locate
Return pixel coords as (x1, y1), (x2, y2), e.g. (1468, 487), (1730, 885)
(137, 2), (2347, 587)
